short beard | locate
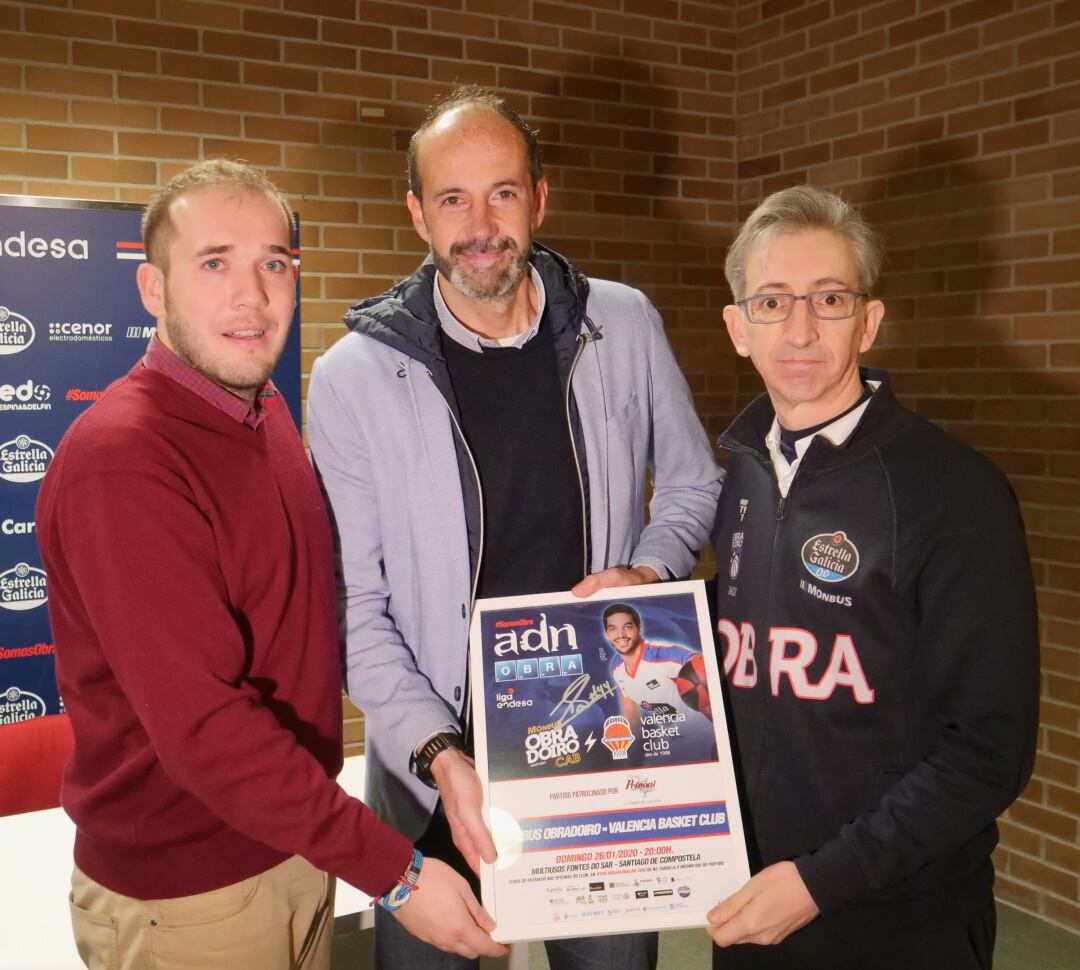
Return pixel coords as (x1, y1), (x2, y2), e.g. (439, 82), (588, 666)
(433, 237), (530, 302)
(162, 292), (273, 400)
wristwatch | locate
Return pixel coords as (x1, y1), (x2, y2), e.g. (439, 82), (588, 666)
(409, 731), (465, 788)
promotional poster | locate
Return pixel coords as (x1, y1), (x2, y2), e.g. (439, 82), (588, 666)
(469, 580), (750, 943)
(0, 196), (301, 816)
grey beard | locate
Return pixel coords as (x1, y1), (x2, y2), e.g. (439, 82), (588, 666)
(433, 240), (530, 302)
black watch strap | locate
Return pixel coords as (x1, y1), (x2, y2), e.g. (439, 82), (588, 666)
(410, 732), (465, 788)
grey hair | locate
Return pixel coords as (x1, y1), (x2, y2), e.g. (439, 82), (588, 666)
(724, 185), (884, 302)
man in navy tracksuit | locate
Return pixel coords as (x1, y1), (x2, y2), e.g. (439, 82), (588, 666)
(707, 186), (1039, 969)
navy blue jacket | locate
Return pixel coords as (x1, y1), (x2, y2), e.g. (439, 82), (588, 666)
(713, 371), (1038, 916)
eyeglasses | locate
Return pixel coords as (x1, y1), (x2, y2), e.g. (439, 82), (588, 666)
(736, 290), (868, 325)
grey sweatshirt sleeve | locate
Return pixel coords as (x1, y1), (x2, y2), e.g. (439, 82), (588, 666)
(628, 291), (724, 578)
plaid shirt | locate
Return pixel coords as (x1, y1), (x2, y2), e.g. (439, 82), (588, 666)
(142, 334), (277, 429)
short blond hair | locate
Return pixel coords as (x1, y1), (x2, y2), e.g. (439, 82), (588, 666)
(141, 159), (294, 269)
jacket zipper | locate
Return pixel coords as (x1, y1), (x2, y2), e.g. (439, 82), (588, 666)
(564, 329), (593, 577)
(429, 371), (485, 732)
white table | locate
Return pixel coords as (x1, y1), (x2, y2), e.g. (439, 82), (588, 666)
(0, 756), (526, 970)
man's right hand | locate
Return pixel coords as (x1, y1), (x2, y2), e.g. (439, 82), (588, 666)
(391, 856), (508, 959)
(429, 747), (497, 874)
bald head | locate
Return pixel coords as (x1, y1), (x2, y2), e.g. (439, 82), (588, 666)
(407, 85), (541, 200)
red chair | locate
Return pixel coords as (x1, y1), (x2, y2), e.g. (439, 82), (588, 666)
(0, 714), (74, 817)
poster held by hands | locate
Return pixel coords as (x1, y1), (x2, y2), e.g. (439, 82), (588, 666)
(468, 579), (751, 943)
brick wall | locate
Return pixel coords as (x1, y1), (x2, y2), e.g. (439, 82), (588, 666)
(0, 0), (1076, 933)
(734, 0), (1080, 932)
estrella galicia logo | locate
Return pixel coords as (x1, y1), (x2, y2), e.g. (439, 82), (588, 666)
(0, 307), (35, 355)
(0, 562), (48, 611)
(0, 686), (47, 724)
(0, 435), (53, 483)
(801, 531), (859, 583)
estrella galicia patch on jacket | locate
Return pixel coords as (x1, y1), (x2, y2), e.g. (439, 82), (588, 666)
(800, 531), (859, 583)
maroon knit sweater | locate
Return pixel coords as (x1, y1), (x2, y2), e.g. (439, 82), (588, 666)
(36, 361), (411, 899)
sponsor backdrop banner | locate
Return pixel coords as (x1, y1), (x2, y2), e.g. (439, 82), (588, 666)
(0, 197), (301, 817)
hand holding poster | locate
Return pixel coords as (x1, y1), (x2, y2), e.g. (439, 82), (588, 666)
(468, 580), (750, 943)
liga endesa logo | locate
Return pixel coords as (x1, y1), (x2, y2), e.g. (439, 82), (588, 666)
(0, 230), (87, 260)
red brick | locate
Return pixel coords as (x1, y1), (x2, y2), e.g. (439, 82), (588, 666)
(284, 40), (356, 71)
(802, 62), (854, 96)
(25, 8), (112, 41)
(116, 18), (198, 50)
(202, 138), (280, 167)
(73, 41), (157, 74)
(986, 64), (1052, 103)
(435, 59), (494, 86)
(73, 100), (156, 129)
(947, 102), (1012, 136)
(28, 124), (114, 154)
(890, 10), (946, 46)
(242, 9), (318, 40)
(0, 150), (68, 179)
(949, 0), (1014, 29)
(162, 52), (239, 84)
(321, 71), (392, 101)
(862, 0), (917, 30)
(890, 63), (948, 99)
(71, 156), (156, 184)
(919, 80), (980, 114)
(362, 0), (429, 27)
(283, 0), (356, 17)
(203, 30), (279, 61)
(75, 0), (150, 17)
(246, 62), (319, 92)
(862, 45), (918, 81)
(27, 66), (113, 99)
(205, 84), (281, 115)
(360, 49), (428, 79)
(430, 10), (496, 39)
(160, 0), (241, 30)
(465, 38), (529, 68)
(919, 25), (979, 65)
(395, 30), (461, 59)
(986, 5), (1055, 47)
(1017, 82), (1080, 120)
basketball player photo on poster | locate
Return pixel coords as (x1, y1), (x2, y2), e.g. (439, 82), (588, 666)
(468, 580), (750, 943)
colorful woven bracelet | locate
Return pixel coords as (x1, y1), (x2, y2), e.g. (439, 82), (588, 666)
(376, 848), (424, 912)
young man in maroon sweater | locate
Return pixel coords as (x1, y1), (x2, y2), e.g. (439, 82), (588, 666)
(35, 160), (506, 970)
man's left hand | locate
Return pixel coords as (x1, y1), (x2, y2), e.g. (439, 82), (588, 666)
(571, 565), (660, 597)
(706, 861), (819, 947)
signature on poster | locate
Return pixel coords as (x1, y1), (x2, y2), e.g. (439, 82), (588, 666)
(550, 673), (616, 728)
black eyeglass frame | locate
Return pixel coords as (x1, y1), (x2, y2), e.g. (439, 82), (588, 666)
(735, 289), (870, 325)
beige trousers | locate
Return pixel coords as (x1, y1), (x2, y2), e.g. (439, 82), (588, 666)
(69, 855), (334, 970)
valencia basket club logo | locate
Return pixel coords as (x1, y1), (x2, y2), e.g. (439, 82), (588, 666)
(601, 716), (636, 760)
